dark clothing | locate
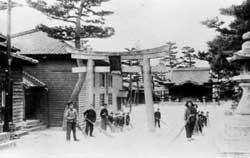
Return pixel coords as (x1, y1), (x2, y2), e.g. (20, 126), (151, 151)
(100, 108), (109, 130)
(66, 122), (77, 140)
(154, 111), (161, 120)
(85, 121), (94, 136)
(114, 116), (119, 127)
(84, 109), (96, 123)
(189, 106), (197, 123)
(197, 114), (207, 133)
(84, 109), (96, 136)
(119, 116), (125, 127)
(100, 108), (108, 119)
(154, 111), (161, 128)
(184, 106), (197, 138)
(185, 121), (195, 138)
(108, 115), (114, 124)
(125, 114), (130, 126)
(155, 119), (160, 128)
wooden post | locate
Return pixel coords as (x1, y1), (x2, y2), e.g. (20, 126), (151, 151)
(4, 0), (13, 132)
(86, 59), (94, 107)
(143, 57), (155, 132)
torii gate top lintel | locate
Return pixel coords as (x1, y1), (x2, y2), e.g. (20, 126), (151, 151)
(67, 44), (170, 60)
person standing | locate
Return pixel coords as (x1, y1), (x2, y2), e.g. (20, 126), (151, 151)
(184, 100), (197, 141)
(83, 106), (96, 137)
(108, 112), (115, 132)
(100, 104), (109, 131)
(154, 108), (161, 128)
(125, 112), (130, 127)
(66, 102), (79, 141)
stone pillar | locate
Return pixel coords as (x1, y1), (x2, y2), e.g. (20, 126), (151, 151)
(86, 59), (94, 108)
(212, 84), (219, 103)
(236, 83), (250, 114)
(218, 32), (250, 157)
(143, 57), (155, 132)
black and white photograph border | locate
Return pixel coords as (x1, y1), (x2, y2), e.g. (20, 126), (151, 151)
(0, 0), (249, 158)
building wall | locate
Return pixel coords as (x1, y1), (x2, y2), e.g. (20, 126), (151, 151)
(12, 67), (25, 124)
(78, 72), (123, 127)
(24, 58), (123, 127)
(23, 59), (78, 127)
(0, 66), (25, 125)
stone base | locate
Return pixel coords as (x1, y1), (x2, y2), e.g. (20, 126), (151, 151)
(218, 114), (250, 157)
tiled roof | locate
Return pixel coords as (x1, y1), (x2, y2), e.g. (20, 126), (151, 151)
(0, 37), (38, 64)
(123, 67), (211, 89)
(170, 67), (211, 85)
(12, 30), (69, 55)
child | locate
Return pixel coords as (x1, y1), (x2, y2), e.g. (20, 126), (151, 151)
(125, 112), (131, 129)
(205, 111), (209, 127)
(197, 111), (206, 134)
(108, 112), (114, 132)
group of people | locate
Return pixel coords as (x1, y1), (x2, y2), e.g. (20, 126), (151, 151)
(65, 102), (132, 141)
(107, 111), (132, 132)
(100, 104), (132, 132)
(65, 100), (210, 142)
(184, 100), (209, 141)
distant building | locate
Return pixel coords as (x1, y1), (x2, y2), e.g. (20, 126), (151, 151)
(154, 67), (214, 102)
(12, 30), (125, 127)
(126, 67), (217, 103)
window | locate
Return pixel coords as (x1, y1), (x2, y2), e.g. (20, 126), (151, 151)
(0, 83), (5, 108)
(108, 74), (113, 88)
(94, 73), (96, 88)
(93, 94), (95, 108)
(0, 82), (5, 124)
(99, 73), (105, 87)
(108, 93), (112, 105)
(100, 93), (105, 107)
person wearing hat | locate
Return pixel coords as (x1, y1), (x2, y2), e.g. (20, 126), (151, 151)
(66, 102), (79, 141)
(83, 105), (96, 137)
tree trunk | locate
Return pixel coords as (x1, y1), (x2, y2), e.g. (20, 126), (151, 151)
(62, 3), (86, 130)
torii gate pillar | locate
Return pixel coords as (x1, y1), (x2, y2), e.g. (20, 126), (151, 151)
(143, 57), (155, 132)
(86, 59), (94, 107)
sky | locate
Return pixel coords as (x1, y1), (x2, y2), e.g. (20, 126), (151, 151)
(0, 0), (244, 66)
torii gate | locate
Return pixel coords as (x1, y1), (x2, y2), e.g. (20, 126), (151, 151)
(67, 44), (170, 131)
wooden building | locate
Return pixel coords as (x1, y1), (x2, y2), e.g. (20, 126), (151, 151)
(0, 33), (38, 132)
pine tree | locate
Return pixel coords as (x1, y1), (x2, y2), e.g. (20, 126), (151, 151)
(160, 41), (180, 68)
(27, 0), (115, 103)
(179, 46), (197, 68)
(201, 0), (250, 76)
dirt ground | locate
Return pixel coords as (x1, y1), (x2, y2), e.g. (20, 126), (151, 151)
(1, 102), (229, 158)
